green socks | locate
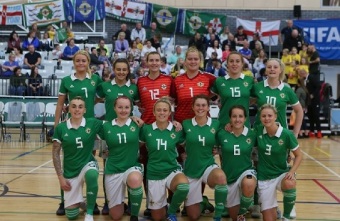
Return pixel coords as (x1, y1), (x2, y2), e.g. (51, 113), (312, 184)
(65, 207), (79, 220)
(239, 194), (254, 215)
(214, 185), (228, 218)
(283, 188), (296, 219)
(84, 169), (99, 215)
(128, 186), (143, 216)
(168, 183), (189, 214)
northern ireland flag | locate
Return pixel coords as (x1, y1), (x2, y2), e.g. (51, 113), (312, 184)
(105, 0), (145, 23)
(0, 4), (23, 25)
(236, 18), (280, 46)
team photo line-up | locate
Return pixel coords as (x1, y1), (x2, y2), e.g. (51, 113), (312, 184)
(52, 47), (308, 221)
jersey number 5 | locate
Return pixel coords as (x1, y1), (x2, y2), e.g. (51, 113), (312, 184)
(76, 137), (83, 148)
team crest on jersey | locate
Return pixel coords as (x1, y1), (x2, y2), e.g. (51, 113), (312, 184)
(91, 81), (96, 86)
(130, 126), (136, 132)
(129, 90), (134, 95)
(86, 128), (91, 134)
(243, 82), (248, 87)
(210, 128), (216, 134)
(179, 83), (184, 88)
(246, 138), (251, 144)
(197, 82), (204, 87)
(278, 139), (284, 145)
(170, 133), (176, 139)
(280, 93), (285, 98)
(161, 84), (167, 90)
(142, 87), (147, 91)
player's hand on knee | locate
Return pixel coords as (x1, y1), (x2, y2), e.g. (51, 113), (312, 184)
(59, 176), (71, 191)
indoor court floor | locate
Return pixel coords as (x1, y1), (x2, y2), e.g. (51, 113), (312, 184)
(0, 135), (340, 221)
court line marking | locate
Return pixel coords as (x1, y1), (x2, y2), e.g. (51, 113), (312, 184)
(314, 146), (332, 157)
(11, 144), (51, 160)
(312, 179), (340, 203)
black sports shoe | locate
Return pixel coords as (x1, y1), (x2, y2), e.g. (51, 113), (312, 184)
(181, 207), (187, 216)
(124, 202), (131, 215)
(56, 202), (65, 216)
(143, 208), (151, 217)
(130, 215), (139, 221)
(101, 203), (109, 215)
(93, 203), (100, 215)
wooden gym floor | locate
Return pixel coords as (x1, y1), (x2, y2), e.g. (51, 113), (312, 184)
(0, 135), (340, 221)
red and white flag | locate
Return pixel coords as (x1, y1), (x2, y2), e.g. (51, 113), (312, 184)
(236, 18), (280, 46)
(105, 0), (145, 22)
(0, 4), (22, 25)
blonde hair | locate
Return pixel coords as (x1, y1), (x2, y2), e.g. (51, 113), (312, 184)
(259, 103), (278, 115)
(73, 50), (92, 77)
(185, 46), (201, 61)
(267, 58), (285, 81)
(153, 96), (172, 113)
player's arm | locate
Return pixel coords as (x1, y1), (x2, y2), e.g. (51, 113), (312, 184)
(52, 140), (71, 191)
(286, 146), (302, 180)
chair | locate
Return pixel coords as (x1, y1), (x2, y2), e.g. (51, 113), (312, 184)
(23, 102), (45, 141)
(209, 105), (220, 119)
(49, 78), (62, 96)
(54, 69), (69, 79)
(0, 79), (10, 96)
(94, 103), (106, 119)
(43, 102), (57, 141)
(1, 101), (25, 142)
(0, 101), (4, 141)
(38, 51), (48, 60)
(0, 42), (6, 52)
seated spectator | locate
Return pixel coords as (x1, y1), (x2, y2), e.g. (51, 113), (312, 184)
(170, 57), (185, 78)
(135, 37), (143, 50)
(66, 27), (75, 42)
(234, 25), (248, 47)
(243, 63), (253, 77)
(251, 40), (264, 62)
(131, 22), (146, 43)
(188, 32), (206, 55)
(253, 49), (267, 73)
(150, 33), (162, 54)
(115, 32), (129, 53)
(31, 23), (41, 39)
(98, 49), (111, 68)
(1, 53), (19, 77)
(205, 51), (218, 71)
(13, 47), (24, 67)
(256, 60), (268, 82)
(112, 23), (131, 43)
(219, 26), (230, 44)
(206, 39), (222, 62)
(7, 31), (21, 54)
(249, 33), (265, 50)
(208, 59), (226, 77)
(62, 39), (79, 60)
(290, 47), (301, 64)
(132, 67), (145, 84)
(127, 54), (140, 77)
(51, 44), (63, 60)
(141, 40), (156, 57)
(127, 40), (141, 61)
(238, 41), (252, 61)
(146, 22), (161, 41)
(22, 30), (40, 51)
(89, 47), (104, 69)
(23, 45), (42, 69)
(41, 32), (54, 52)
(47, 25), (56, 42)
(97, 39), (109, 56)
(221, 44), (231, 62)
(222, 33), (236, 51)
(9, 67), (27, 95)
(27, 66), (43, 96)
(159, 57), (171, 75)
(168, 45), (185, 65)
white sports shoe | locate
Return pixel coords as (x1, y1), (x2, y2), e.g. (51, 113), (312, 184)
(277, 207), (282, 219)
(251, 205), (261, 218)
(84, 214), (94, 221)
(290, 205), (296, 218)
(237, 215), (246, 221)
(282, 217), (290, 221)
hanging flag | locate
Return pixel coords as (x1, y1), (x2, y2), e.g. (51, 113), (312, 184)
(183, 11), (226, 36)
(105, 0), (145, 23)
(0, 4), (23, 25)
(152, 4), (178, 33)
(236, 18), (280, 46)
(64, 0), (105, 22)
(23, 0), (66, 27)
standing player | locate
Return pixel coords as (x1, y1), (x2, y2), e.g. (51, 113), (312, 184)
(97, 58), (139, 121)
(183, 95), (227, 221)
(52, 97), (103, 221)
(256, 104), (302, 221)
(99, 96), (143, 221)
(211, 52), (254, 127)
(140, 97), (189, 221)
(54, 50), (102, 216)
(217, 105), (257, 221)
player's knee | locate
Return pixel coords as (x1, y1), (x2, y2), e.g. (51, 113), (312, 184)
(85, 169), (99, 186)
(212, 169), (227, 185)
(65, 207), (79, 220)
(241, 176), (256, 195)
(282, 178), (296, 190)
(127, 172), (143, 188)
(176, 183), (190, 195)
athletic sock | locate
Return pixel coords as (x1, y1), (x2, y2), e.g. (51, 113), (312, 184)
(65, 207), (79, 220)
(214, 184), (228, 218)
(168, 183), (189, 214)
(60, 189), (64, 203)
(84, 169), (99, 215)
(283, 188), (296, 219)
(239, 194), (254, 215)
(254, 187), (259, 205)
(128, 186), (143, 216)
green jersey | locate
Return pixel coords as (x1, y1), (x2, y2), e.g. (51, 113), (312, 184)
(99, 118), (141, 174)
(182, 117), (219, 178)
(59, 73), (102, 118)
(256, 124), (299, 180)
(53, 118), (103, 179)
(140, 122), (184, 180)
(97, 79), (139, 121)
(217, 126), (256, 184)
(252, 80), (299, 128)
(211, 74), (254, 127)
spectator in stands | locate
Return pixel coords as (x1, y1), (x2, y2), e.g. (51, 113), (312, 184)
(98, 49), (111, 68)
(205, 26), (220, 45)
(253, 49), (267, 73)
(188, 32), (205, 55)
(31, 23), (41, 39)
(239, 41), (252, 61)
(221, 44), (231, 63)
(251, 40), (264, 62)
(51, 44), (63, 60)
(280, 20), (301, 44)
(290, 47), (301, 64)
(1, 53), (19, 77)
(22, 30), (40, 51)
(113, 23), (131, 43)
(9, 67), (27, 95)
(207, 59), (226, 77)
(242, 63), (253, 77)
(41, 32), (54, 52)
(219, 26), (230, 44)
(205, 51), (218, 72)
(295, 78), (310, 138)
(131, 22), (146, 43)
(150, 33), (162, 54)
(27, 66), (43, 96)
(283, 29), (303, 52)
(127, 40), (141, 61)
(249, 33), (265, 50)
(13, 47), (24, 67)
(90, 47), (104, 69)
(170, 57), (185, 78)
(256, 58), (268, 82)
(206, 39), (222, 68)
(168, 46), (185, 65)
(115, 32), (129, 53)
(66, 27), (75, 42)
(159, 57), (171, 75)
(62, 39), (79, 60)
(97, 39), (109, 56)
(146, 22), (160, 41)
(299, 43), (308, 59)
(234, 25), (248, 47)
(135, 37), (143, 50)
(127, 54), (139, 76)
(6, 31), (21, 54)
(222, 33), (236, 52)
(141, 40), (156, 57)
(23, 44), (42, 69)
(47, 25), (56, 42)
(206, 33), (219, 48)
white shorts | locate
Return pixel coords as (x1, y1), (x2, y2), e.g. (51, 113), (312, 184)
(148, 170), (182, 210)
(258, 172), (288, 211)
(185, 164), (219, 206)
(105, 166), (143, 208)
(64, 161), (99, 208)
(226, 169), (257, 208)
